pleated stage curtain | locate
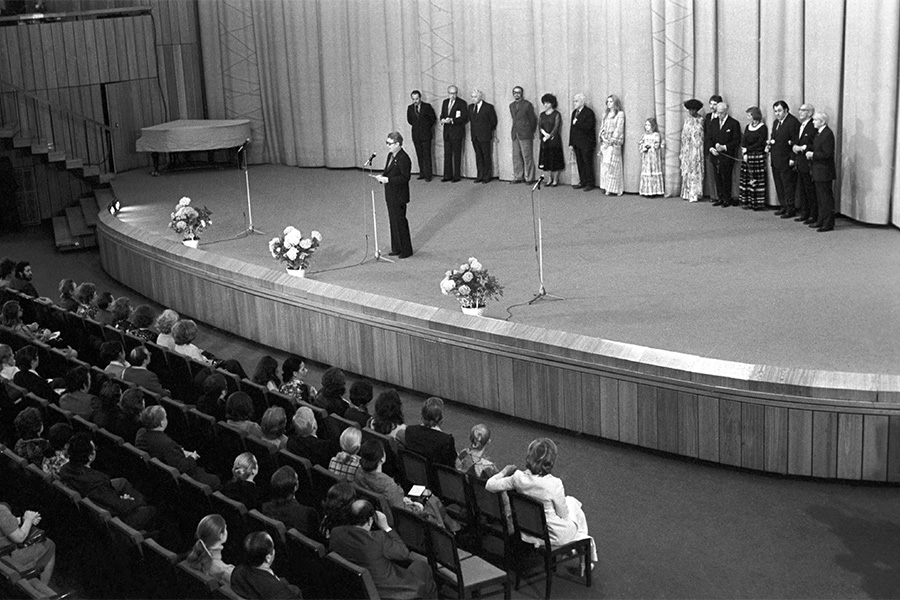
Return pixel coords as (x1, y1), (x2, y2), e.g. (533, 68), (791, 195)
(197, 0), (900, 227)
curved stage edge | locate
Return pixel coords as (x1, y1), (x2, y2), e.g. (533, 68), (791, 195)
(97, 211), (900, 482)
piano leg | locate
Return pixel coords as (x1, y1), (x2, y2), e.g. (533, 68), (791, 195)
(151, 152), (160, 177)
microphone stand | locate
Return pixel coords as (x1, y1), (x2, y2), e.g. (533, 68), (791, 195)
(528, 177), (564, 305)
(363, 153), (394, 264)
(236, 140), (265, 238)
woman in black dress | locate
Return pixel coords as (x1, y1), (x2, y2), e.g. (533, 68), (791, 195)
(538, 93), (565, 186)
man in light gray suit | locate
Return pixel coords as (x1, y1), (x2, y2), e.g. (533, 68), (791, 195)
(509, 85), (537, 184)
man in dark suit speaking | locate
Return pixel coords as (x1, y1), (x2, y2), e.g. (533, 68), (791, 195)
(406, 90), (436, 181)
(374, 132), (413, 258)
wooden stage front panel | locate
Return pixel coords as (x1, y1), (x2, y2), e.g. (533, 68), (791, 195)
(98, 211), (900, 482)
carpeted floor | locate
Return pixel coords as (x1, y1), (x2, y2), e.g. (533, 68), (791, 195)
(112, 166), (900, 375)
(2, 224), (900, 598)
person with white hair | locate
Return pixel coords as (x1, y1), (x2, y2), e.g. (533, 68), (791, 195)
(805, 111), (837, 232)
(468, 88), (498, 183)
(286, 406), (335, 467)
(569, 93), (597, 191)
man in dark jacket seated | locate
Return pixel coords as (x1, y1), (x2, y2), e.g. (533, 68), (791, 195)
(403, 396), (457, 467)
(329, 499), (436, 599)
(231, 531), (300, 599)
(285, 406), (334, 468)
(59, 432), (158, 531)
(261, 466), (319, 540)
(134, 405), (221, 489)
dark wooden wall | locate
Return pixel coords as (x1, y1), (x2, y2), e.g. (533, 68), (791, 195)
(97, 212), (900, 482)
(0, 0), (204, 222)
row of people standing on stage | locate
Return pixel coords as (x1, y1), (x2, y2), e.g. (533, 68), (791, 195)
(680, 95), (836, 232)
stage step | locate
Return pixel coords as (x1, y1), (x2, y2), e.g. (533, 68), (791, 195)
(52, 216), (82, 251)
(80, 195), (100, 228)
(65, 206), (91, 237)
(0, 123), (17, 138)
(13, 136), (35, 148)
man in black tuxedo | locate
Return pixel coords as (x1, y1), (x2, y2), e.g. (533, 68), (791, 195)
(766, 100), (801, 217)
(806, 112), (837, 232)
(708, 102), (742, 206)
(468, 89), (498, 183)
(568, 93), (596, 191)
(791, 103), (818, 224)
(406, 90), (436, 181)
(374, 132), (413, 258)
(702, 95), (723, 201)
(439, 85), (468, 182)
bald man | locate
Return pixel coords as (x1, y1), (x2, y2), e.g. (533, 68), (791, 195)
(791, 103), (818, 224)
(708, 102), (742, 206)
(439, 85), (468, 182)
(468, 89), (498, 183)
(569, 93), (597, 191)
(805, 112), (836, 232)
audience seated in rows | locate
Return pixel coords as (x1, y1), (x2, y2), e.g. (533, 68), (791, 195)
(129, 304), (158, 342)
(196, 372), (227, 421)
(456, 423), (499, 479)
(91, 380), (122, 430)
(261, 466), (319, 539)
(59, 366), (97, 419)
(253, 355), (281, 392)
(123, 346), (170, 397)
(13, 345), (58, 402)
(101, 341), (128, 378)
(320, 481), (356, 541)
(172, 318), (249, 379)
(286, 406), (334, 468)
(345, 380), (372, 429)
(328, 426), (361, 482)
(57, 278), (79, 313)
(231, 531), (301, 599)
(0, 500), (56, 586)
(109, 296), (133, 330)
(260, 406), (289, 450)
(278, 355), (315, 404)
(110, 388), (145, 444)
(368, 388), (406, 443)
(355, 439), (457, 531)
(9, 261), (38, 297)
(185, 514), (234, 585)
(329, 499), (437, 600)
(226, 392), (262, 437)
(404, 396), (457, 467)
(0, 343), (17, 380)
(93, 291), (114, 325)
(42, 422), (72, 480)
(2, 300), (54, 344)
(14, 406), (50, 465)
(315, 366), (349, 416)
(135, 405), (221, 489)
(155, 309), (179, 350)
(60, 432), (159, 531)
(73, 282), (98, 319)
(222, 451), (261, 511)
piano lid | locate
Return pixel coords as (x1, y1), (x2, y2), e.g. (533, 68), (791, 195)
(136, 119), (251, 153)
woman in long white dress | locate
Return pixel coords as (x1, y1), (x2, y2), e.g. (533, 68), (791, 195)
(599, 95), (626, 195)
(679, 99), (704, 202)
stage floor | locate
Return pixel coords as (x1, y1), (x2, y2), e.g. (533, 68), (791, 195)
(112, 165), (900, 375)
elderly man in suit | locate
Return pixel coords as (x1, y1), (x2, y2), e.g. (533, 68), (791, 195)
(791, 103), (818, 224)
(439, 85), (468, 182)
(806, 112), (837, 232)
(569, 93), (597, 191)
(468, 89), (498, 183)
(767, 100), (801, 218)
(708, 102), (742, 206)
(406, 90), (436, 181)
(374, 131), (413, 258)
(509, 85), (538, 184)
(330, 499), (436, 599)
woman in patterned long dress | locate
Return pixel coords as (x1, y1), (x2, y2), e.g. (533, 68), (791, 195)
(739, 106), (768, 210)
(638, 118), (664, 196)
(599, 95), (625, 195)
(679, 99), (704, 202)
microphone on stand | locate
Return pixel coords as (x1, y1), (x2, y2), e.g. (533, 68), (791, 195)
(364, 152), (377, 167)
(532, 175), (544, 191)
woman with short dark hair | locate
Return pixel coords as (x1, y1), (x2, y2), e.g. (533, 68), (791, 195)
(538, 93), (564, 186)
(739, 105), (769, 210)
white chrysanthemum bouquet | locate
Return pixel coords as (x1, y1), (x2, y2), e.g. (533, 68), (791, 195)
(440, 257), (504, 308)
(269, 226), (322, 270)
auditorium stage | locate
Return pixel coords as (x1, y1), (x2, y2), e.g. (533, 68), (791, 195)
(111, 165), (900, 376)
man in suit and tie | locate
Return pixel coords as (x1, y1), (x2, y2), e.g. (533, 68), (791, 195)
(702, 95), (723, 201)
(792, 103), (818, 224)
(805, 112), (837, 232)
(468, 89), (498, 183)
(708, 102), (742, 206)
(568, 93), (597, 191)
(766, 100), (801, 218)
(509, 85), (537, 184)
(439, 85), (468, 182)
(406, 90), (436, 182)
(374, 132), (413, 258)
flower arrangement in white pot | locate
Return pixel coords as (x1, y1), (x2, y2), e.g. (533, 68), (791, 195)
(169, 196), (212, 247)
(440, 257), (503, 315)
(269, 226), (322, 276)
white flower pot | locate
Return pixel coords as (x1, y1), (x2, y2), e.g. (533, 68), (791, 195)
(286, 267), (306, 278)
(182, 239), (199, 248)
(461, 305), (485, 316)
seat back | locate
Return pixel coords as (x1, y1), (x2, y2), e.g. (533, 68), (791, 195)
(108, 517), (146, 597)
(187, 407), (218, 457)
(277, 449), (315, 507)
(141, 538), (180, 599)
(285, 528), (326, 596)
(311, 464), (344, 508)
(433, 462), (473, 524)
(266, 389), (297, 421)
(213, 421), (247, 480)
(178, 473), (214, 534)
(238, 379), (268, 421)
(45, 403), (72, 428)
(392, 506), (430, 557)
(324, 413), (358, 445)
(322, 552), (381, 600)
(176, 560), (221, 599)
(360, 427), (400, 480)
(146, 457), (182, 509)
(166, 352), (197, 402)
(210, 491), (249, 564)
(71, 414), (98, 437)
(159, 397), (191, 446)
(245, 435), (279, 497)
(143, 341), (172, 387)
(398, 447), (430, 489)
(424, 517), (461, 576)
(508, 491), (548, 546)
(247, 509), (289, 574)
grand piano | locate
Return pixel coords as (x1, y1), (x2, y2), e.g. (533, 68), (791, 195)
(135, 119), (251, 175)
